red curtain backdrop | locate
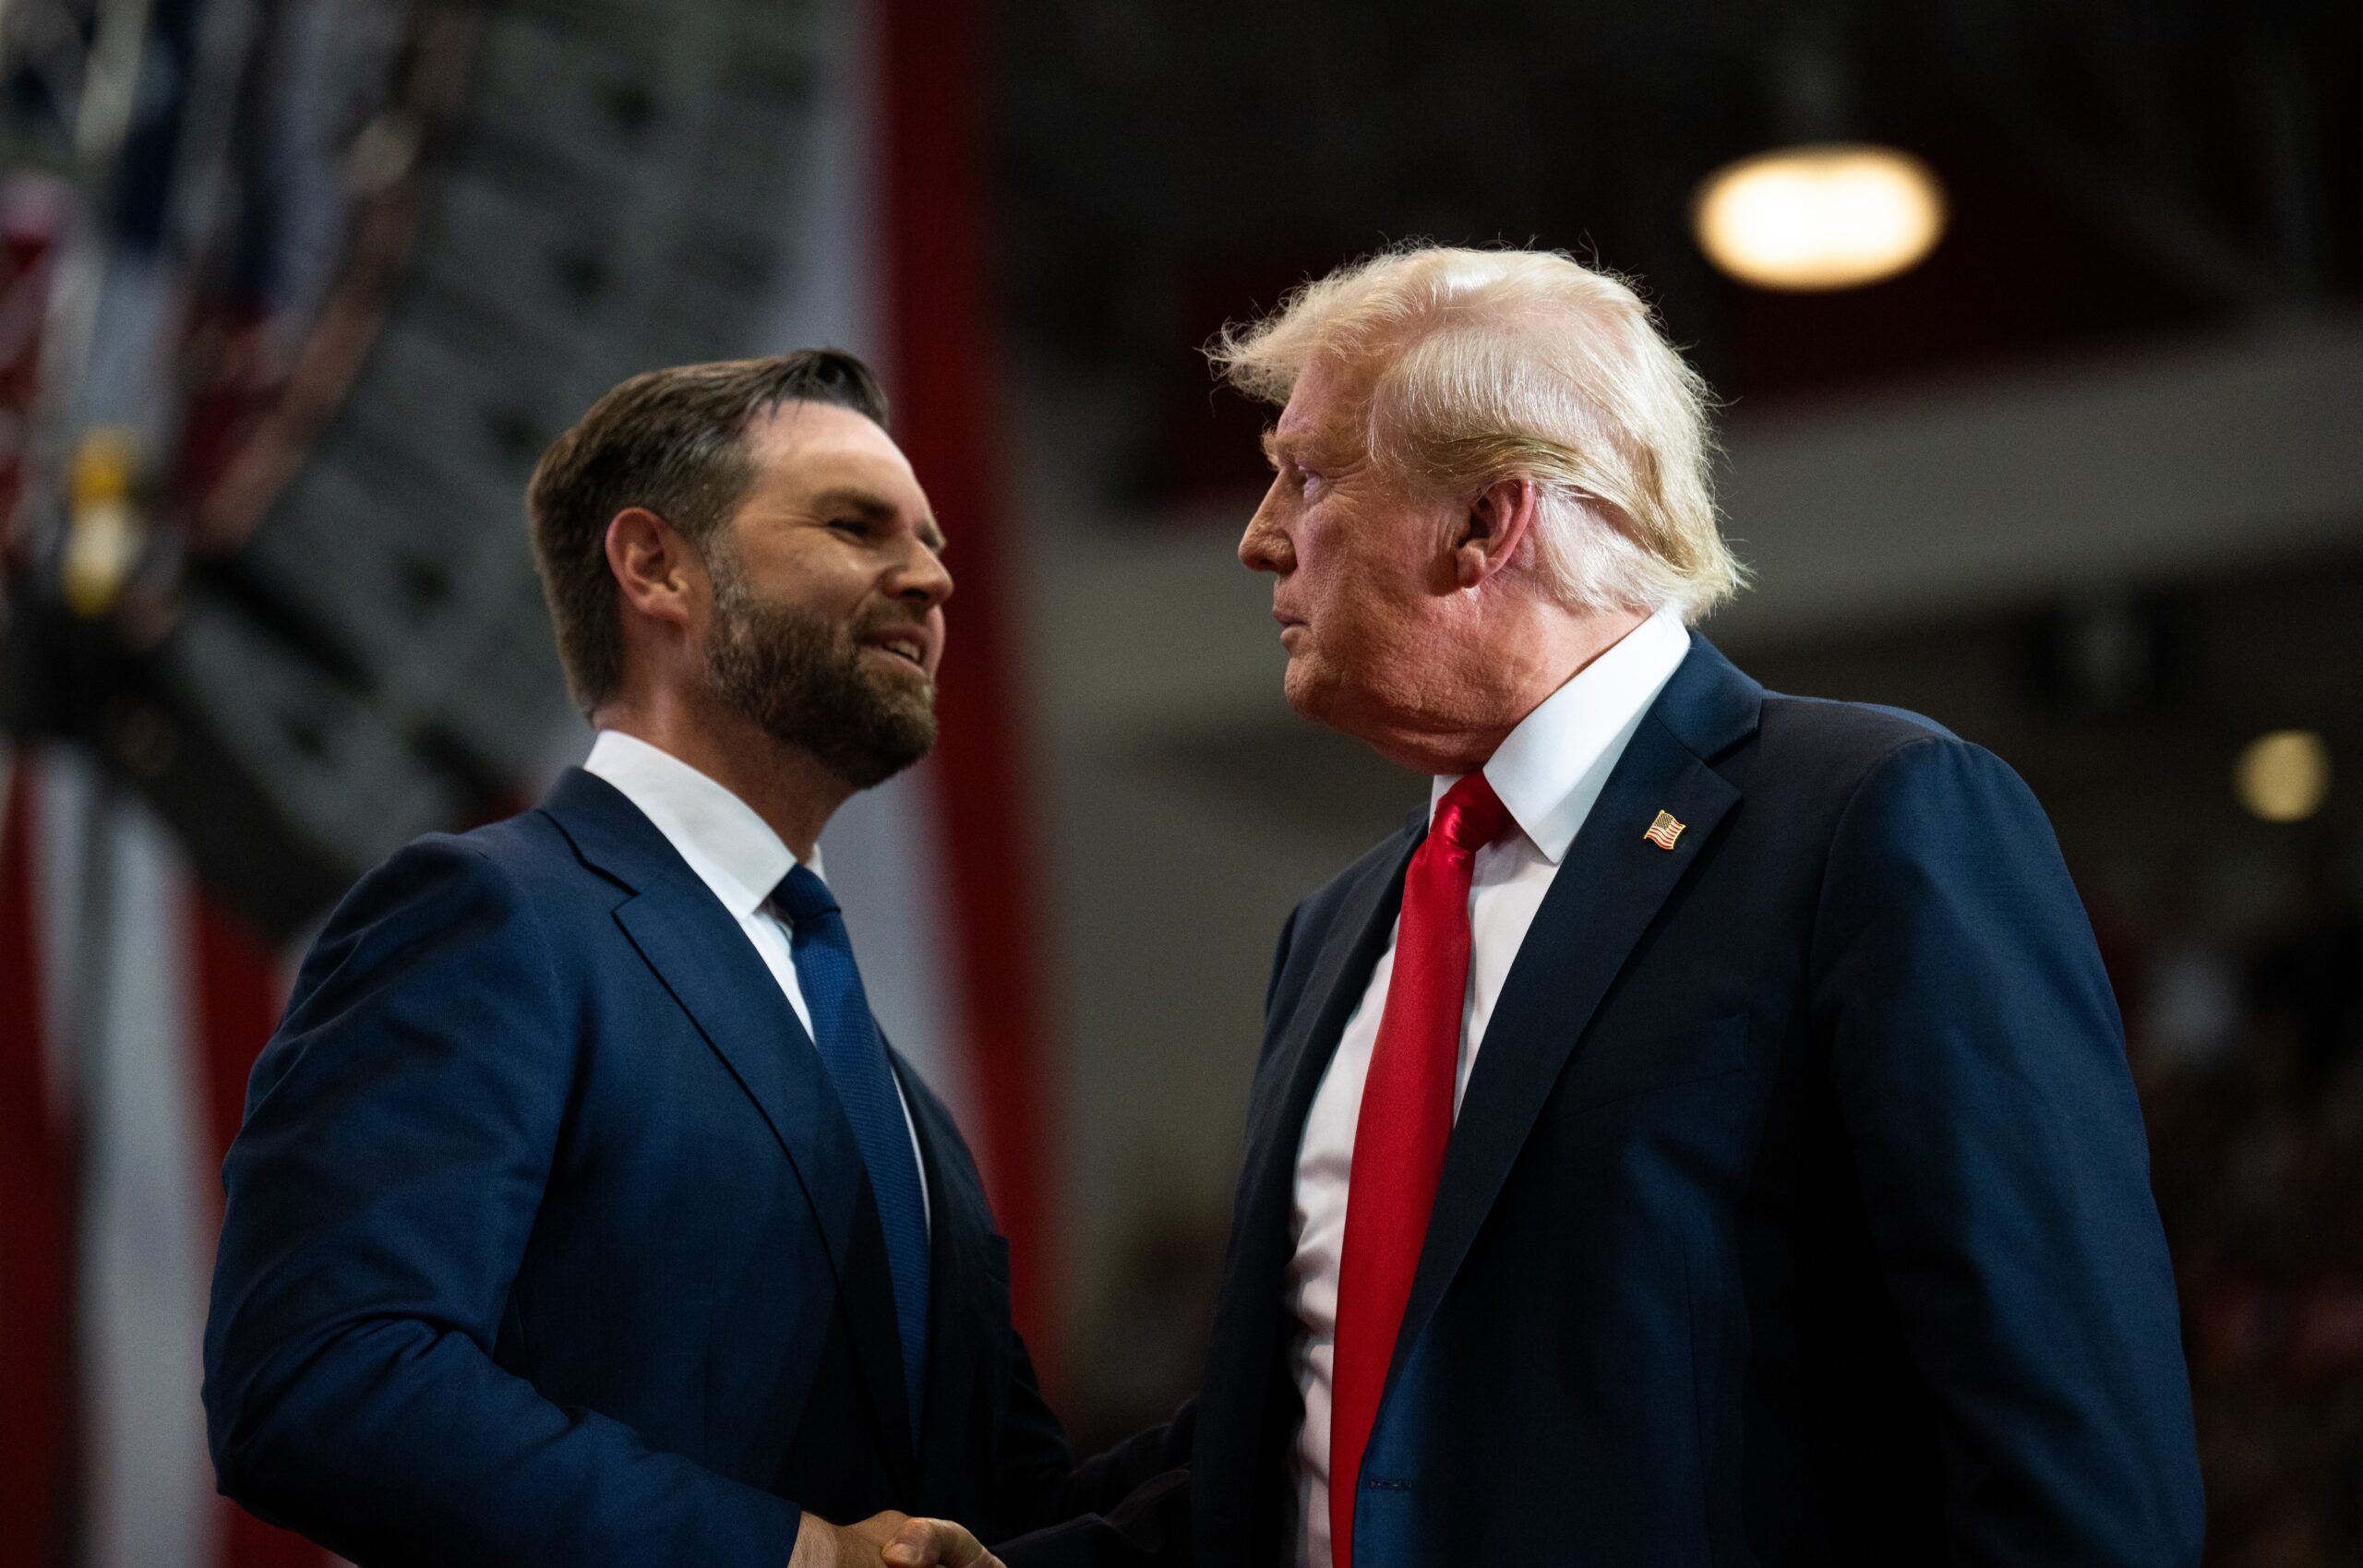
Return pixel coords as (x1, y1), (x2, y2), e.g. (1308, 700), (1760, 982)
(0, 760), (73, 1568)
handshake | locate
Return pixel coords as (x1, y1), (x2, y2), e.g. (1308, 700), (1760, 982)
(194, 247), (2209, 1568)
(792, 1510), (1003, 1568)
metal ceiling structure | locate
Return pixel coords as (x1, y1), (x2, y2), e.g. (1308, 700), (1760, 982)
(991, 0), (2360, 508)
(2, 0), (848, 936)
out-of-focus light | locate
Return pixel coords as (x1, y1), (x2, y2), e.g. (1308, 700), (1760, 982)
(2235, 730), (2331, 823)
(1692, 143), (1948, 291)
(63, 426), (143, 618)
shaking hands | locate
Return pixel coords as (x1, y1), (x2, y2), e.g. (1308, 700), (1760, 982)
(878, 1515), (1003, 1568)
(790, 1509), (1004, 1568)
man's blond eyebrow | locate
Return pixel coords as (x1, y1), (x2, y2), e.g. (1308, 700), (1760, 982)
(1260, 426), (1304, 466)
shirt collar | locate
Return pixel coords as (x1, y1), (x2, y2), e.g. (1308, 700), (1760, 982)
(1430, 607), (1694, 865)
(582, 730), (822, 916)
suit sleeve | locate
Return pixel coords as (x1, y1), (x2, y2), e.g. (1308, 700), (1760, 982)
(990, 1386), (1196, 1567)
(201, 837), (802, 1568)
(978, 1147), (1194, 1564)
(983, 1299), (1193, 1533)
(1810, 737), (2204, 1567)
(990, 901), (1313, 1566)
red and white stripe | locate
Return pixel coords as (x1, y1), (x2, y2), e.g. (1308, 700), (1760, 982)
(0, 743), (331, 1567)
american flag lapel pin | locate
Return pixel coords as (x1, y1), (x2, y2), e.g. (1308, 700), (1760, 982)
(1643, 810), (1685, 851)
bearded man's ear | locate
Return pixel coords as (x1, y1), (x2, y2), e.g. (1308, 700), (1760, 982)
(606, 507), (702, 630)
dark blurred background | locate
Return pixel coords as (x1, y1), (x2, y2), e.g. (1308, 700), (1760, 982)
(3, 1), (2358, 1563)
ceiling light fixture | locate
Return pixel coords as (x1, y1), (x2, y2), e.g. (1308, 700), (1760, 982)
(1692, 142), (1948, 292)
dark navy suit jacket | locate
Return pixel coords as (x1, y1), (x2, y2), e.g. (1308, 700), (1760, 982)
(204, 769), (1131, 1567)
(1010, 634), (2203, 1568)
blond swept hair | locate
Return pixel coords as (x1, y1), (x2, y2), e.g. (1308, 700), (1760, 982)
(1210, 245), (1745, 620)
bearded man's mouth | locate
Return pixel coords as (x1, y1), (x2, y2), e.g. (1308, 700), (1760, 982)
(860, 628), (930, 668)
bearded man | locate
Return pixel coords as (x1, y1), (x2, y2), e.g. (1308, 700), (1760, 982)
(205, 353), (1115, 1568)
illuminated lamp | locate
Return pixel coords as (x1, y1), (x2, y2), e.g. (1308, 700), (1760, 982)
(2234, 730), (2332, 823)
(1692, 143), (1948, 291)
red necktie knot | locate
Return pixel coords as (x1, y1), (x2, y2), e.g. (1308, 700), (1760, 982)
(1432, 771), (1511, 857)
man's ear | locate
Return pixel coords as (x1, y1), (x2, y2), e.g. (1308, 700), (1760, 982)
(604, 506), (700, 631)
(1449, 476), (1540, 590)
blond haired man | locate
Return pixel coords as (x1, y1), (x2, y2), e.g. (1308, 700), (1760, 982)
(1002, 248), (2201, 1568)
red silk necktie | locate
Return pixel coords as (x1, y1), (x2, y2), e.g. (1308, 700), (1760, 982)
(1329, 771), (1512, 1568)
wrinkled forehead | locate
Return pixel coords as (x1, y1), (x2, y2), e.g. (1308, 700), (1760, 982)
(1265, 353), (1382, 463)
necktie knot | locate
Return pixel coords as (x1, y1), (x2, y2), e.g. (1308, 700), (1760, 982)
(1433, 771), (1511, 856)
(773, 863), (839, 926)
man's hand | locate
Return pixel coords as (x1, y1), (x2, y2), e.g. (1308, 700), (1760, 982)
(789, 1510), (1004, 1568)
(880, 1515), (1002, 1568)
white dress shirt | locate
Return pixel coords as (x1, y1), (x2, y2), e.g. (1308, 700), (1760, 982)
(582, 730), (929, 1227)
(1286, 608), (1692, 1568)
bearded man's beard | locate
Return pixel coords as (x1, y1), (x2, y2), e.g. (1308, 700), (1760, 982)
(702, 553), (938, 790)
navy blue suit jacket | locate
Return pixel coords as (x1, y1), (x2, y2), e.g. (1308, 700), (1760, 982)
(1011, 634), (2203, 1568)
(204, 770), (1125, 1566)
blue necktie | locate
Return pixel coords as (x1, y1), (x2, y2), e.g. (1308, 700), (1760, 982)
(774, 865), (929, 1434)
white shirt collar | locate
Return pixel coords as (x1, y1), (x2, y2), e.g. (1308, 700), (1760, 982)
(582, 730), (822, 916)
(1430, 607), (1693, 865)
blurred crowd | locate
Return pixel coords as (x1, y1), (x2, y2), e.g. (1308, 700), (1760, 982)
(2104, 833), (2363, 1566)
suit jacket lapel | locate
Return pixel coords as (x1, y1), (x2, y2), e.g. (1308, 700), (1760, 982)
(541, 768), (918, 1490)
(1195, 820), (1421, 1544)
(1385, 637), (1760, 1396)
(1230, 820), (1421, 1284)
(902, 1060), (989, 1502)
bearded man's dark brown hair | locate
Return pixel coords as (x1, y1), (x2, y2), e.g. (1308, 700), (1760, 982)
(526, 350), (888, 714)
